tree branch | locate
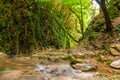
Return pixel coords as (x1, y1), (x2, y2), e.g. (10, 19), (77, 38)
(53, 16), (79, 43)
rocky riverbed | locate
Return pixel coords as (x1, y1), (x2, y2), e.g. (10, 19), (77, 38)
(0, 51), (120, 80)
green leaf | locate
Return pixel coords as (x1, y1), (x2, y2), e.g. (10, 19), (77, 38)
(62, 0), (81, 5)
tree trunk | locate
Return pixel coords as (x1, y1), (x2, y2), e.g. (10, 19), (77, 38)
(95, 0), (113, 32)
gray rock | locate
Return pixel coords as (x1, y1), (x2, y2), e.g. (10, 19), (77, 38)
(44, 64), (75, 75)
(34, 63), (100, 80)
(110, 59), (120, 69)
(72, 63), (97, 72)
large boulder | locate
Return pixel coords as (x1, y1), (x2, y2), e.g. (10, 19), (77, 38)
(110, 59), (120, 69)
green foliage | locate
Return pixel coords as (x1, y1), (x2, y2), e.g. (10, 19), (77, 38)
(62, 0), (81, 5)
(0, 0), (40, 54)
(117, 24), (120, 41)
(62, 0), (92, 31)
(61, 0), (93, 42)
(0, 0), (97, 55)
(107, 0), (120, 18)
(0, 0), (80, 55)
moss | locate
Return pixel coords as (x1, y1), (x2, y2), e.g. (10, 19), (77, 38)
(78, 54), (89, 59)
(102, 59), (113, 65)
(62, 55), (74, 60)
(62, 55), (81, 63)
(0, 67), (4, 75)
(0, 66), (14, 76)
(94, 54), (113, 65)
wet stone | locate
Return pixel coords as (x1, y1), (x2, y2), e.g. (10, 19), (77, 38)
(110, 59), (120, 69)
(72, 63), (97, 72)
(34, 64), (46, 71)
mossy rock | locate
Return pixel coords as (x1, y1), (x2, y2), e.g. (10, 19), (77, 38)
(62, 55), (82, 64)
